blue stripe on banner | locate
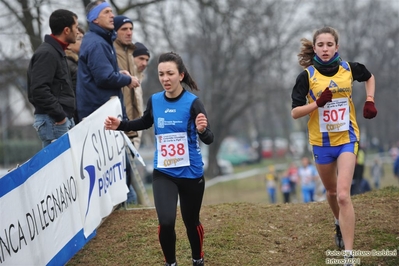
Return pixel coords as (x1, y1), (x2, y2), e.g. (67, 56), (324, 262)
(47, 229), (96, 266)
(0, 134), (71, 197)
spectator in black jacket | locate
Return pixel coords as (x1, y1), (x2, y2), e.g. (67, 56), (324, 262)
(27, 9), (79, 148)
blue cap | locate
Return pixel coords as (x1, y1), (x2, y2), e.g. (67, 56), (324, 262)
(114, 15), (133, 31)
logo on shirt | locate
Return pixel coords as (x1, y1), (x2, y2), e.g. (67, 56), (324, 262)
(329, 80), (338, 89)
(158, 117), (165, 128)
(165, 108), (176, 113)
(157, 117), (183, 128)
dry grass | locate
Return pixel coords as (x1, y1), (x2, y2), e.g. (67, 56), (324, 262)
(67, 186), (399, 266)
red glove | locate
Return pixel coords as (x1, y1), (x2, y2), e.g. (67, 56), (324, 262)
(363, 101), (377, 119)
(316, 87), (333, 107)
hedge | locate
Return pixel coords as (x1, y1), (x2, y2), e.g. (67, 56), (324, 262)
(0, 139), (42, 167)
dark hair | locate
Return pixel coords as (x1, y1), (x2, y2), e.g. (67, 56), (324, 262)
(86, 0), (105, 15)
(297, 26), (339, 68)
(158, 52), (199, 91)
(49, 9), (78, 36)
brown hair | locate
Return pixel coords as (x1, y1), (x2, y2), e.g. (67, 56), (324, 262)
(297, 26), (339, 68)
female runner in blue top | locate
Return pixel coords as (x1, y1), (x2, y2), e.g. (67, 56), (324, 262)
(105, 52), (213, 266)
(291, 26), (377, 264)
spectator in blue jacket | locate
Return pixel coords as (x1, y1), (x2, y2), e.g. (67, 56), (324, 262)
(76, 0), (139, 121)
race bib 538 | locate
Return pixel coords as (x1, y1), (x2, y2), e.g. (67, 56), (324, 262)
(156, 132), (190, 168)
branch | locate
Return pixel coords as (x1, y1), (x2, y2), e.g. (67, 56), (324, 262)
(109, 0), (165, 15)
(0, 0), (23, 25)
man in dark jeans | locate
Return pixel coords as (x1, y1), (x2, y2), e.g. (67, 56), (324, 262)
(27, 9), (79, 148)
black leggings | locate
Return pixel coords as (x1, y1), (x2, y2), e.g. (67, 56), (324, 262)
(152, 169), (205, 263)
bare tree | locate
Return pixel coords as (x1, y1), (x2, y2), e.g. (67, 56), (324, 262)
(0, 0), (43, 53)
(0, 0), (46, 117)
(1, 0), (397, 172)
(171, 0), (306, 176)
(0, 0), (162, 131)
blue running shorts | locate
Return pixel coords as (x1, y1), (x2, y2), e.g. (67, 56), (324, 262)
(312, 142), (359, 164)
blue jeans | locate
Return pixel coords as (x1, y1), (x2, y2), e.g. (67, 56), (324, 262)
(125, 154), (138, 205)
(267, 187), (276, 203)
(302, 187), (315, 203)
(33, 114), (75, 148)
(127, 184), (137, 205)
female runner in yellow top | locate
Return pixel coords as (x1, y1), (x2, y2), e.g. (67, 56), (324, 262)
(291, 26), (377, 264)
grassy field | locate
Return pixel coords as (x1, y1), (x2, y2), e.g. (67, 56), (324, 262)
(203, 160), (398, 205)
(144, 157), (398, 206)
(66, 157), (399, 265)
(68, 186), (399, 265)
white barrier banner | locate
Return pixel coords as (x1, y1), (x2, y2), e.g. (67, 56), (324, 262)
(0, 97), (127, 265)
(68, 97), (128, 237)
(0, 135), (91, 265)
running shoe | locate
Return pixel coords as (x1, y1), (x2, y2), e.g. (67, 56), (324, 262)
(344, 254), (355, 266)
(192, 258), (204, 266)
(334, 224), (345, 249)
